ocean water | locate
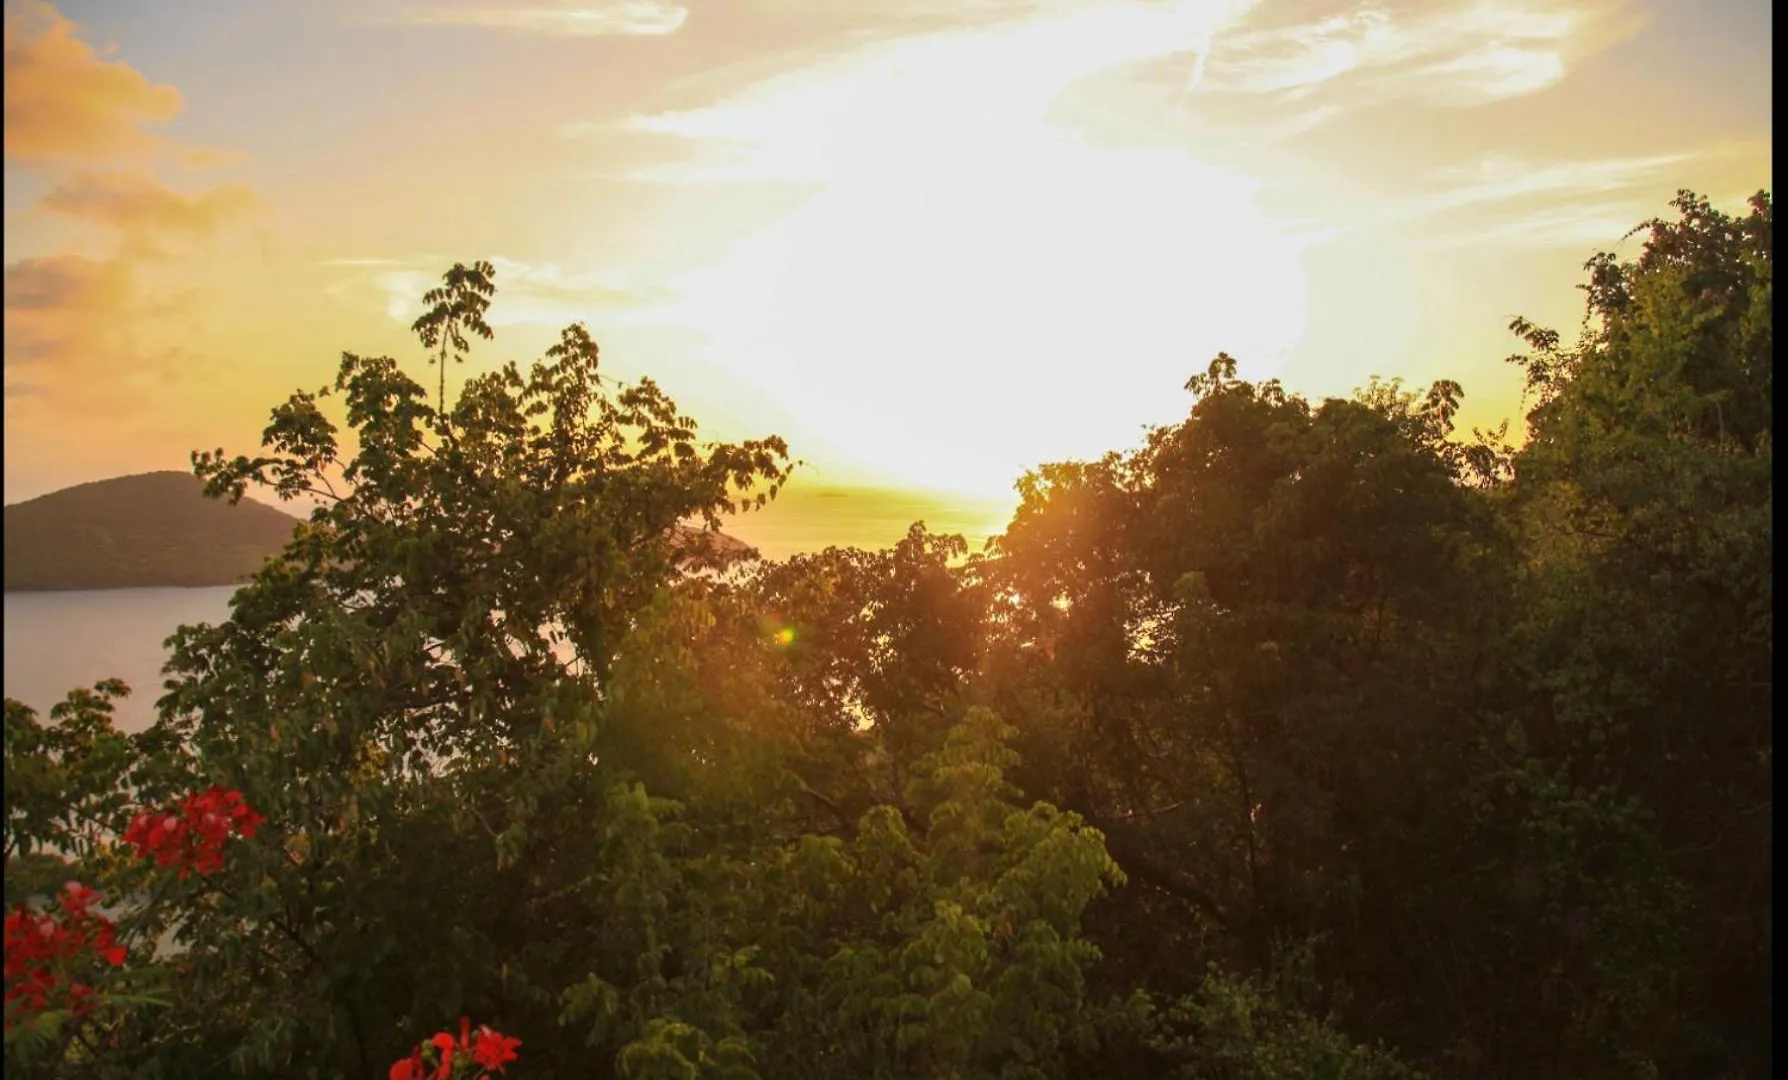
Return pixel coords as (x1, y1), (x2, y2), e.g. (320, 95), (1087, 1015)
(3, 587), (237, 734)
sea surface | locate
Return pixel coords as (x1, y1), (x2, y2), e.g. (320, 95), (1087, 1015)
(3, 587), (236, 734)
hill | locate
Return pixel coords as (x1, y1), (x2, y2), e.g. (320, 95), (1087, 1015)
(3, 473), (760, 591)
(3, 472), (301, 591)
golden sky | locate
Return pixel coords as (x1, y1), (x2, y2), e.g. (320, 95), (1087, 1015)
(2, 0), (1771, 556)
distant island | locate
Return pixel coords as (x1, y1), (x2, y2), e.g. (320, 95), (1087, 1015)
(3, 471), (760, 592)
(3, 472), (301, 592)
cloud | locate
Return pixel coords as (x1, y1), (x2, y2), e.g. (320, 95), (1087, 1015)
(316, 257), (418, 269)
(40, 172), (256, 254)
(1265, 148), (1700, 250)
(3, 255), (135, 376)
(2, 253), (208, 413)
(2, 254), (131, 321)
(1414, 150), (1690, 216)
(2, 2), (186, 162)
(323, 255), (665, 327)
(1422, 200), (1659, 250)
(3, 6), (255, 405)
(749, 0), (1048, 9)
(395, 1), (689, 36)
(1405, 144), (1763, 249)
(618, 1), (1258, 184)
(1193, 1), (1637, 117)
(742, 0), (1125, 22)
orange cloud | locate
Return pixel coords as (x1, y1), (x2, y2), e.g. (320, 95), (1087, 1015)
(0, 4), (253, 437)
(3, 255), (136, 369)
(41, 172), (256, 255)
(2, 2), (187, 163)
(2, 256), (213, 496)
(3, 254), (130, 315)
(1, 254), (207, 418)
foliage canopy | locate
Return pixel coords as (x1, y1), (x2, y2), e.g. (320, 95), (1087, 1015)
(4, 192), (1772, 1080)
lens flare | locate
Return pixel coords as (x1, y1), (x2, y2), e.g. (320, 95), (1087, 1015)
(773, 627), (796, 647)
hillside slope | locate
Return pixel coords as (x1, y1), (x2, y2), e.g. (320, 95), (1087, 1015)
(3, 472), (301, 591)
(4, 473), (761, 591)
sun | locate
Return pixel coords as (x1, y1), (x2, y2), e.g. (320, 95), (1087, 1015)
(651, 1), (1308, 499)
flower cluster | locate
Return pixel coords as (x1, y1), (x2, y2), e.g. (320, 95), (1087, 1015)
(123, 786), (264, 878)
(3, 882), (126, 1031)
(390, 1017), (522, 1078)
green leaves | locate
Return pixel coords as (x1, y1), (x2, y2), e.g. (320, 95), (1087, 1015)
(4, 684), (141, 886)
(1498, 190), (1773, 1075)
(1133, 964), (1425, 1080)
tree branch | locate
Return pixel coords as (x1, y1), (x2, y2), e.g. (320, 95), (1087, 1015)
(1107, 801), (1186, 823)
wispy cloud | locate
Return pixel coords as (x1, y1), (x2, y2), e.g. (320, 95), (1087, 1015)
(41, 172), (256, 256)
(1407, 144), (1762, 249)
(1413, 150), (1692, 215)
(395, 1), (689, 36)
(605, 1), (1625, 175)
(616, 1), (1257, 184)
(1421, 200), (1658, 250)
(316, 257), (419, 269)
(1193, 1), (1637, 117)
(323, 255), (665, 327)
(1179, 0), (1259, 94)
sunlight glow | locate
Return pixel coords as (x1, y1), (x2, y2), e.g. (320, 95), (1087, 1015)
(8, 0), (1765, 530)
(639, 1), (1308, 498)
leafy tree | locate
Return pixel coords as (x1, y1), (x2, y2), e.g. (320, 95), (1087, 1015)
(49, 261), (793, 1075)
(1501, 190), (1772, 1077)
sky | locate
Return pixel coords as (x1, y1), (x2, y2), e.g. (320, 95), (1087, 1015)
(1, 0), (1771, 556)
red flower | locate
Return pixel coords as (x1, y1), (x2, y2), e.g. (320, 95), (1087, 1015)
(65, 981), (98, 1015)
(3, 883), (125, 1029)
(429, 1031), (458, 1080)
(390, 1045), (426, 1080)
(472, 1026), (522, 1072)
(124, 787), (263, 877)
(391, 1018), (519, 1078)
(60, 881), (100, 914)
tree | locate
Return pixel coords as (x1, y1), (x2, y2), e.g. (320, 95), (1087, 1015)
(83, 262), (792, 1074)
(1502, 190), (1772, 1077)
